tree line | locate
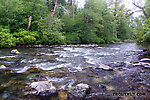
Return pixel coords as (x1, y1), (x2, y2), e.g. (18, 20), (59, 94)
(0, 0), (149, 48)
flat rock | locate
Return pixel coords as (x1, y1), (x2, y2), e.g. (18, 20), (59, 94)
(11, 49), (20, 55)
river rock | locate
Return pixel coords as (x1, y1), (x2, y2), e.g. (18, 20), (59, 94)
(69, 83), (90, 97)
(99, 64), (113, 71)
(25, 81), (56, 95)
(76, 83), (89, 90)
(11, 49), (20, 55)
(0, 65), (7, 69)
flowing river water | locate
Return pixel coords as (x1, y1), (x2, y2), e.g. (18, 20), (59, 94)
(0, 43), (150, 100)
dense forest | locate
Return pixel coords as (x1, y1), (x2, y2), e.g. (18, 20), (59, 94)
(0, 0), (149, 49)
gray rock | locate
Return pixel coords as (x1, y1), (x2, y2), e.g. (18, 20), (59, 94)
(26, 81), (56, 95)
(11, 49), (20, 55)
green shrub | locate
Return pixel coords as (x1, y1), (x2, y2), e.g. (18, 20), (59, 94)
(65, 32), (80, 44)
(41, 31), (65, 45)
(112, 37), (121, 42)
(13, 29), (39, 45)
(96, 38), (105, 44)
(143, 30), (150, 45)
(0, 26), (16, 47)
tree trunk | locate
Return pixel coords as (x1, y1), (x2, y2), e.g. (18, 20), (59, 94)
(49, 0), (58, 25)
(27, 16), (32, 31)
(72, 0), (75, 20)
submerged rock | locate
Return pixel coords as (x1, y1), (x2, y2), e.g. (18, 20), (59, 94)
(105, 85), (115, 91)
(58, 90), (68, 100)
(26, 67), (42, 73)
(11, 49), (20, 55)
(25, 81), (56, 95)
(0, 65), (7, 69)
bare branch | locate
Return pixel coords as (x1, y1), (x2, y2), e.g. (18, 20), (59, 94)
(132, 0), (148, 18)
(49, 0), (58, 25)
(27, 16), (32, 31)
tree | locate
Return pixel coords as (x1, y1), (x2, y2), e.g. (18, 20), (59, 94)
(132, 0), (149, 19)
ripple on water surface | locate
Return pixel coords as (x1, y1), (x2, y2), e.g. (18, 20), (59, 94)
(0, 43), (149, 99)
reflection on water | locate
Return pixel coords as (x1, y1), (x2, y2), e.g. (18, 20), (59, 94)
(0, 43), (149, 99)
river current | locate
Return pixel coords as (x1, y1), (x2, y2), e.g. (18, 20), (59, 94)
(0, 43), (149, 99)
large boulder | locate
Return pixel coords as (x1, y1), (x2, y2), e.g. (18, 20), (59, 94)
(11, 49), (20, 55)
(25, 81), (56, 96)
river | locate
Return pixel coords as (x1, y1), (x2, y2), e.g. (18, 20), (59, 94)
(0, 43), (149, 99)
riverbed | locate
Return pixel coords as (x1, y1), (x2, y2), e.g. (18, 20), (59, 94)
(0, 43), (149, 99)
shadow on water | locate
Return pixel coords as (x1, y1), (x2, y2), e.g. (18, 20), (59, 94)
(0, 43), (150, 100)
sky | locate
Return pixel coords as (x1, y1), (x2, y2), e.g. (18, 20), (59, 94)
(75, 0), (146, 17)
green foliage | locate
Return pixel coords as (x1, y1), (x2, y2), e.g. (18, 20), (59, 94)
(0, 0), (49, 32)
(0, 26), (16, 47)
(41, 31), (65, 45)
(13, 29), (39, 45)
(37, 17), (65, 45)
(143, 30), (150, 44)
(136, 18), (150, 45)
(0, 0), (140, 47)
(65, 32), (80, 44)
(118, 19), (131, 40)
(112, 37), (121, 42)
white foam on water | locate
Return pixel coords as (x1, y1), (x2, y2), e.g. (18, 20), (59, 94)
(0, 56), (16, 59)
(110, 48), (120, 50)
(15, 66), (30, 73)
(97, 52), (115, 56)
(46, 77), (68, 83)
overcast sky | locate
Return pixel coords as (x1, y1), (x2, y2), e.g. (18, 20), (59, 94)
(75, 0), (146, 17)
